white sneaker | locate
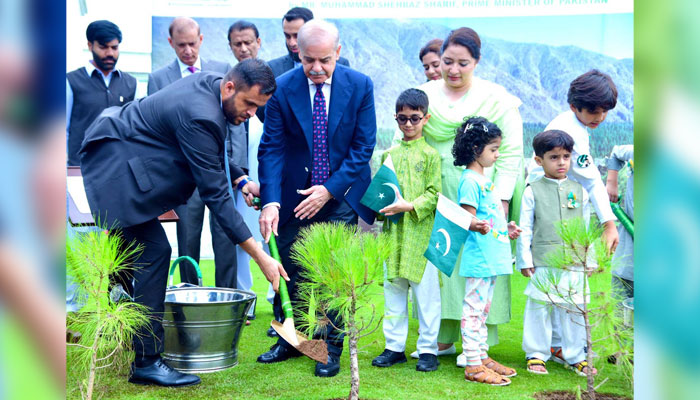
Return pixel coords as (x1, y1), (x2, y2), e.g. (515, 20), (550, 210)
(410, 344), (456, 359)
(456, 353), (467, 368)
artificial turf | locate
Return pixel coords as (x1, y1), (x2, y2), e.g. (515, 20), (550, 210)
(66, 259), (633, 400)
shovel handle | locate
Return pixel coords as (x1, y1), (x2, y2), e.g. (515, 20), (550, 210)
(268, 230), (294, 320)
(253, 197), (294, 319)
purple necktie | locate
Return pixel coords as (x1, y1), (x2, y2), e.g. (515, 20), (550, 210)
(187, 66), (197, 74)
(311, 83), (330, 186)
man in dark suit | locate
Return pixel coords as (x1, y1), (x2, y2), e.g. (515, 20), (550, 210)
(258, 7), (353, 339)
(80, 59), (286, 387)
(67, 20), (136, 166)
(256, 7), (350, 123)
(148, 17), (243, 290)
(257, 20), (376, 378)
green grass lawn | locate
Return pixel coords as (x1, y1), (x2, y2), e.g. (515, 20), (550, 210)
(67, 260), (633, 400)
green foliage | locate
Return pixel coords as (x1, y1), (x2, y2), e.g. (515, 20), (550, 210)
(533, 217), (633, 396)
(542, 217), (605, 274)
(66, 229), (150, 399)
(290, 222), (393, 338)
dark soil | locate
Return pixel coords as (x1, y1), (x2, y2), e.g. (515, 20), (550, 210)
(535, 391), (632, 400)
(298, 339), (328, 363)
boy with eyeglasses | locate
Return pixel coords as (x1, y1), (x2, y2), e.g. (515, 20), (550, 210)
(371, 88), (443, 372)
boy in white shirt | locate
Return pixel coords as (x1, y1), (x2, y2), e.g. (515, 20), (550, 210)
(526, 70), (620, 362)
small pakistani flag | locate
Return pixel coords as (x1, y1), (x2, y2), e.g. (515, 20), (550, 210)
(360, 154), (403, 222)
(424, 193), (473, 276)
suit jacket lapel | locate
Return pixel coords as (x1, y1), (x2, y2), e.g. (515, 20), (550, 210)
(284, 55), (294, 72)
(166, 59), (182, 84)
(284, 69), (313, 151)
(328, 66), (351, 142)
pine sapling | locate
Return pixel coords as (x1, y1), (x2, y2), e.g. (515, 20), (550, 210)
(291, 223), (393, 400)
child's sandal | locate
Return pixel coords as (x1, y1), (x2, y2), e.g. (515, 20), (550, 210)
(569, 360), (598, 377)
(464, 365), (511, 386)
(526, 358), (548, 375)
(482, 357), (517, 377)
(550, 347), (566, 365)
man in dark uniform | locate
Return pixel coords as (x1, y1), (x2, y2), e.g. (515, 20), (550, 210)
(79, 59), (286, 387)
(148, 16), (241, 290)
(66, 20), (136, 166)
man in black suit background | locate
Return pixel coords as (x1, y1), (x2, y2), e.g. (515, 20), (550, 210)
(80, 59), (286, 387)
(148, 17), (243, 290)
(256, 7), (350, 123)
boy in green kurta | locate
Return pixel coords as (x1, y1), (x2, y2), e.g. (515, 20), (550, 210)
(371, 89), (442, 372)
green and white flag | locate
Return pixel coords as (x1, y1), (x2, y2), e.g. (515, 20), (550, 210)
(424, 193), (473, 276)
(360, 154), (403, 222)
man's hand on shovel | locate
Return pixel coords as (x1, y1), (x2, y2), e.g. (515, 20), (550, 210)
(239, 236), (288, 292)
(258, 252), (289, 293)
(259, 202), (279, 244)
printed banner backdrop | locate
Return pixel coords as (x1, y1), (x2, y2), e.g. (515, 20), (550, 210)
(151, 0), (633, 160)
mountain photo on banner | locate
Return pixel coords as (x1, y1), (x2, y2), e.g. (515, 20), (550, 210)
(360, 154), (403, 223)
(424, 194), (473, 276)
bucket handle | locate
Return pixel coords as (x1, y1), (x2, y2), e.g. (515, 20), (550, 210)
(168, 256), (203, 287)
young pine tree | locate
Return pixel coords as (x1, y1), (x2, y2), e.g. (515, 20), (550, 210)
(66, 229), (149, 400)
(291, 223), (393, 400)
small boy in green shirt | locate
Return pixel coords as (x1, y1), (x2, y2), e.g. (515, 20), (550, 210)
(371, 88), (442, 372)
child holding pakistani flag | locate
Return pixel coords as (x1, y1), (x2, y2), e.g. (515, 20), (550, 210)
(361, 89), (443, 372)
(452, 116), (522, 386)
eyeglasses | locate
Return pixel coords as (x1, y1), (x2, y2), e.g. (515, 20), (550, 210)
(395, 115), (424, 125)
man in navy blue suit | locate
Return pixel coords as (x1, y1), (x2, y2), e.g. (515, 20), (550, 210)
(257, 19), (376, 377)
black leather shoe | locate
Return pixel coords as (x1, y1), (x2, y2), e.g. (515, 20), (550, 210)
(257, 344), (301, 363)
(266, 326), (279, 338)
(372, 349), (407, 368)
(128, 358), (201, 387)
(315, 353), (340, 377)
(416, 353), (439, 372)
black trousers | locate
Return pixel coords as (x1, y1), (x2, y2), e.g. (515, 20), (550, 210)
(275, 199), (357, 357)
(117, 218), (172, 358)
(179, 189), (238, 288)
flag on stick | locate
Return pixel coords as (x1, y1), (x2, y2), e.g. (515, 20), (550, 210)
(424, 193), (473, 276)
(360, 154), (403, 222)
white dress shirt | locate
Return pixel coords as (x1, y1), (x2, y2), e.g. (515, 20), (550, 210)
(177, 57), (202, 78)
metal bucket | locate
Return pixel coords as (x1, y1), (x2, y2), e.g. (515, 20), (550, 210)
(161, 257), (256, 373)
(622, 297), (634, 328)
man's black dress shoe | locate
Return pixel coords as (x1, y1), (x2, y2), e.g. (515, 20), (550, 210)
(128, 358), (201, 387)
(371, 349), (407, 367)
(257, 344), (302, 363)
(266, 326), (279, 338)
(315, 353), (340, 377)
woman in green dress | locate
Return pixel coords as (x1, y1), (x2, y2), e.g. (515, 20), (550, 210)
(407, 27), (525, 368)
